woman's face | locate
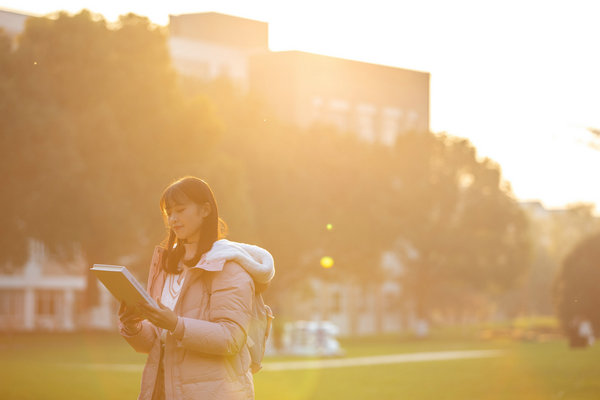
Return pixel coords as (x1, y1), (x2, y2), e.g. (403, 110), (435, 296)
(166, 197), (210, 242)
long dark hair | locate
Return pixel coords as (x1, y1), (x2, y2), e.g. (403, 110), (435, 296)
(159, 176), (228, 273)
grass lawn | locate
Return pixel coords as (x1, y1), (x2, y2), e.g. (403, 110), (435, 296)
(1, 331), (598, 399)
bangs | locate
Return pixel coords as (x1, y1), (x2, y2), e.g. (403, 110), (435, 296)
(160, 183), (191, 214)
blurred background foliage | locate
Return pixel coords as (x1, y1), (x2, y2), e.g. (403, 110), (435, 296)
(0, 10), (598, 328)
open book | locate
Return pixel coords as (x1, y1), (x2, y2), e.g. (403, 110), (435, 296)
(91, 264), (158, 309)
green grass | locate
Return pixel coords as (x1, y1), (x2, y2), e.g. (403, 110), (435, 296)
(1, 331), (599, 399)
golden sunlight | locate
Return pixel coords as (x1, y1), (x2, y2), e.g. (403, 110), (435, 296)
(320, 256), (334, 269)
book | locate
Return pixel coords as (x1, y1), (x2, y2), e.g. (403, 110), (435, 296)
(91, 264), (158, 309)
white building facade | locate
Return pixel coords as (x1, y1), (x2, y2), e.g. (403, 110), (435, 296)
(0, 239), (114, 332)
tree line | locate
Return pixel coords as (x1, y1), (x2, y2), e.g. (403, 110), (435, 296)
(0, 10), (535, 322)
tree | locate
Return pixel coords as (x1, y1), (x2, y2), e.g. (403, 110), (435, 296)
(387, 132), (532, 322)
(0, 10), (223, 278)
(1, 10), (533, 325)
(499, 203), (600, 318)
(554, 232), (600, 338)
(180, 76), (392, 289)
(181, 72), (533, 323)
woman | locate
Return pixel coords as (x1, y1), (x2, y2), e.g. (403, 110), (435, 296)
(118, 176), (275, 400)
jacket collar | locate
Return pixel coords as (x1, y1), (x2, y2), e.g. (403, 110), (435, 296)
(190, 255), (226, 272)
(189, 239), (275, 284)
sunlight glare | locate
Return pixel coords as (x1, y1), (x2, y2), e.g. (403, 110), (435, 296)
(320, 256), (334, 269)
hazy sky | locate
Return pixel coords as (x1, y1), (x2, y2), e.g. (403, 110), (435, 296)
(3, 0), (600, 211)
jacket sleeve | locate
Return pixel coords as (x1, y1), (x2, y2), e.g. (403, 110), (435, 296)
(119, 320), (158, 354)
(175, 261), (254, 356)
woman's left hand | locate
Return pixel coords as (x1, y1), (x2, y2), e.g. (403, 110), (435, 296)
(138, 298), (178, 331)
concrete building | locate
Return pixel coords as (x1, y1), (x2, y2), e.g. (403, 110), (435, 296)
(0, 9), (430, 146)
(168, 12), (269, 89)
(0, 239), (114, 332)
(0, 8), (29, 40)
(169, 12), (430, 146)
(250, 51), (429, 145)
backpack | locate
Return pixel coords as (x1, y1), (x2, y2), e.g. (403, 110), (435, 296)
(206, 273), (274, 374)
(247, 293), (274, 373)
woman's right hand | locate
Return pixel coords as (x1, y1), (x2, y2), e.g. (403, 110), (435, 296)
(118, 301), (144, 332)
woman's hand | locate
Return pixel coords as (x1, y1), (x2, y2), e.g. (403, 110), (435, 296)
(118, 301), (144, 333)
(138, 298), (178, 332)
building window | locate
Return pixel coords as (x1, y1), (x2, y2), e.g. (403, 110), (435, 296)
(357, 286), (368, 313)
(356, 103), (377, 142)
(405, 110), (420, 132)
(381, 107), (403, 146)
(383, 292), (397, 312)
(0, 290), (21, 317)
(36, 290), (59, 316)
(328, 99), (350, 131)
(311, 97), (324, 120)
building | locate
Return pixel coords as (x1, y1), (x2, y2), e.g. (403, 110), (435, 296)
(249, 50), (429, 145)
(169, 13), (430, 146)
(0, 9), (430, 146)
(0, 239), (114, 332)
(168, 12), (269, 89)
(0, 8), (28, 36)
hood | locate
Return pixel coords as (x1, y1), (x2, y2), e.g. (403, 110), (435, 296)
(191, 239), (275, 285)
